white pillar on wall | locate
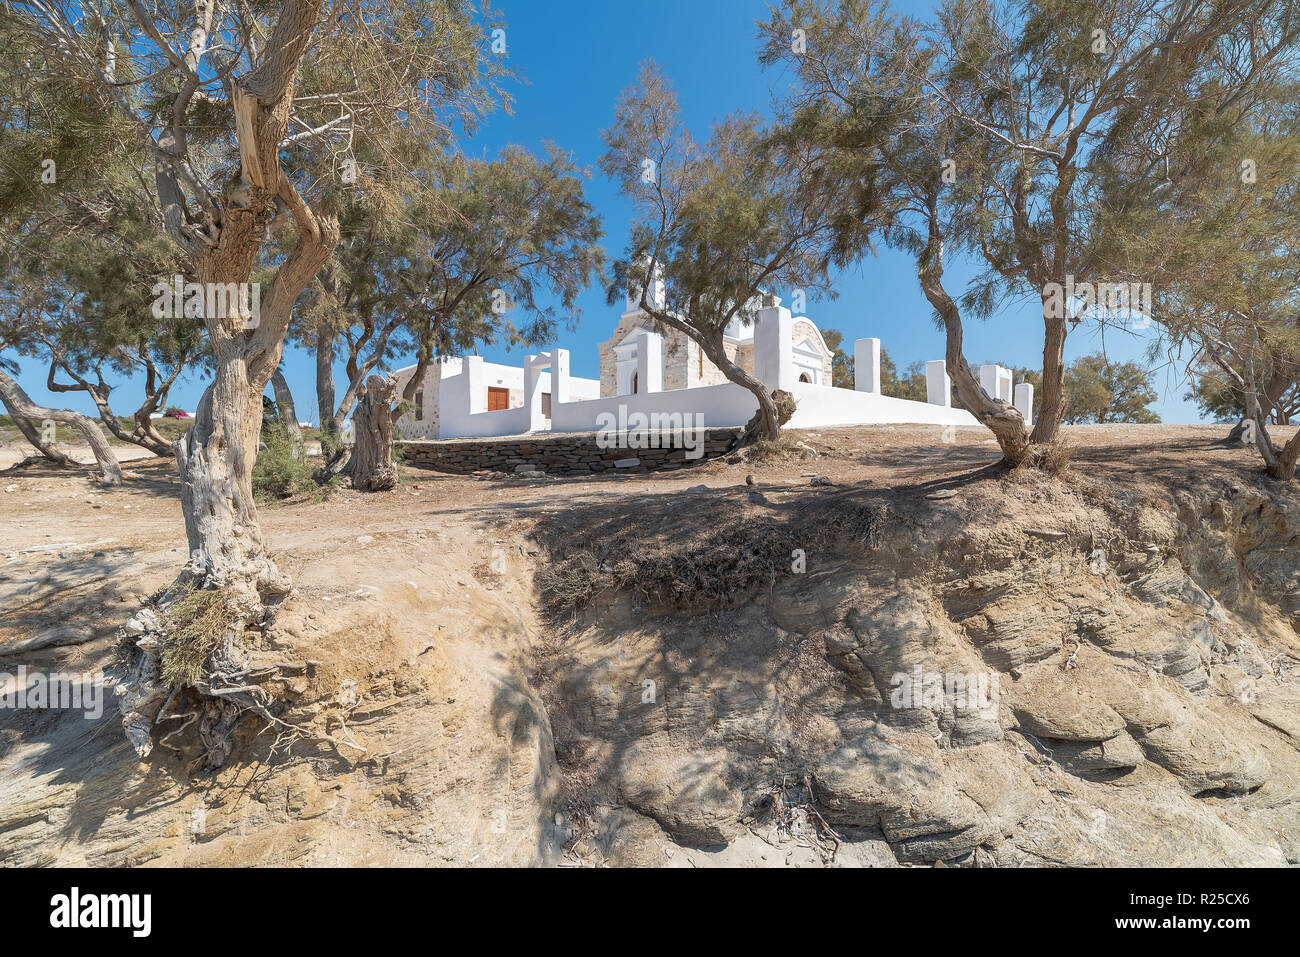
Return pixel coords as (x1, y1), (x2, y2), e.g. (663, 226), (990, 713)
(524, 354), (547, 431)
(634, 330), (663, 394)
(854, 338), (881, 394)
(1014, 382), (1034, 424)
(754, 303), (794, 391)
(552, 348), (570, 405)
(926, 360), (951, 408)
(979, 364), (1014, 402)
(464, 355), (486, 414)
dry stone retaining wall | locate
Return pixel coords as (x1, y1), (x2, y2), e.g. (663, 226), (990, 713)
(399, 428), (744, 476)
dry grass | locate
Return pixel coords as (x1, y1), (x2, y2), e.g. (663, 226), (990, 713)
(159, 584), (233, 688)
(1008, 441), (1076, 479)
(740, 435), (819, 463)
(534, 495), (887, 616)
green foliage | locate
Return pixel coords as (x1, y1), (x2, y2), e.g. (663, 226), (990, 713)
(600, 62), (839, 361)
(1062, 355), (1156, 424)
(822, 328), (855, 388)
(883, 355), (929, 403)
(1015, 354), (1159, 424)
(252, 427), (321, 503)
(1184, 359), (1300, 425)
(758, 0), (1297, 440)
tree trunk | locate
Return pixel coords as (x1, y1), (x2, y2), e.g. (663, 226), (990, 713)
(116, 0), (338, 760)
(1251, 406), (1300, 481)
(270, 368), (304, 448)
(177, 373), (282, 592)
(313, 311), (352, 478)
(916, 214), (1031, 466)
(350, 374), (398, 491)
(315, 313), (338, 439)
(735, 388), (795, 447)
(707, 344), (782, 442)
(1031, 311), (1068, 444)
(0, 369), (123, 484)
(6, 411), (74, 466)
(45, 355), (180, 456)
(647, 308), (783, 443)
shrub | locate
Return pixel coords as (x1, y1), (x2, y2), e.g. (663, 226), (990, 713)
(252, 426), (319, 501)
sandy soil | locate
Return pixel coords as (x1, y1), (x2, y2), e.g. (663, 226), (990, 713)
(1, 422), (1296, 867)
(1, 423), (1290, 640)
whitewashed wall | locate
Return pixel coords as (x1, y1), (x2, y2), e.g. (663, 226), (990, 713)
(550, 381), (760, 434)
(435, 379), (976, 438)
(786, 382), (978, 428)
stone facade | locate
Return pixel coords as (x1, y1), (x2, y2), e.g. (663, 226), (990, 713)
(792, 319), (834, 383)
(400, 427), (744, 477)
(394, 363), (441, 440)
(598, 312), (766, 397)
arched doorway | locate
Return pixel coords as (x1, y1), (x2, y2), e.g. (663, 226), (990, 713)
(799, 372), (811, 383)
(632, 371), (639, 394)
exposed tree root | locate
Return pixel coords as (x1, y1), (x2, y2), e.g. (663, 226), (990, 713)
(113, 578), (362, 767)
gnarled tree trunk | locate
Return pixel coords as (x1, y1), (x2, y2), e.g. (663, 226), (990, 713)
(640, 300), (785, 443)
(1251, 406), (1300, 482)
(0, 369), (123, 484)
(46, 358), (175, 457)
(917, 206), (1031, 466)
(6, 411), (74, 467)
(700, 329), (784, 443)
(116, 0), (339, 760)
(351, 374), (398, 491)
(1031, 313), (1068, 444)
(271, 368), (304, 449)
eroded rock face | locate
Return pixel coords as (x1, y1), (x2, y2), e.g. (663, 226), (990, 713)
(3, 468), (1297, 868)
(536, 476), (1300, 866)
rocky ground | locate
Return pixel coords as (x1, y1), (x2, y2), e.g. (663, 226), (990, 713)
(1, 423), (1298, 866)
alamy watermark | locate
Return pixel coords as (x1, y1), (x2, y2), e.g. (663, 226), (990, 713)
(889, 666), (1000, 719)
(49, 887), (150, 937)
(595, 405), (706, 460)
(1, 666), (104, 719)
(1042, 275), (1152, 330)
(151, 275), (261, 329)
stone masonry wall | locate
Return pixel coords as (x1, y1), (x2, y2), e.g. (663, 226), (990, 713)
(400, 427), (744, 477)
(792, 318), (834, 383)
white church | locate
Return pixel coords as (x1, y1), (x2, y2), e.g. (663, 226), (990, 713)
(393, 282), (1033, 441)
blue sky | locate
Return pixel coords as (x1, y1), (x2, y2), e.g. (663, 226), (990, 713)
(4, 0), (1207, 424)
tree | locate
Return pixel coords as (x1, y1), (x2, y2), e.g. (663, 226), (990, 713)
(0, 369), (124, 483)
(821, 327), (854, 388)
(600, 62), (841, 441)
(761, 0), (1298, 460)
(928, 0), (1295, 444)
(0, 192), (202, 457)
(1061, 354), (1160, 423)
(1186, 357), (1300, 425)
(761, 1), (1033, 462)
(6, 0), (506, 758)
(1095, 74), (1300, 475)
(350, 374), (398, 491)
(300, 143), (603, 484)
(888, 358), (931, 403)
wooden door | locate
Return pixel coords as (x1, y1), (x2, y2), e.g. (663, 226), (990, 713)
(487, 387), (510, 411)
